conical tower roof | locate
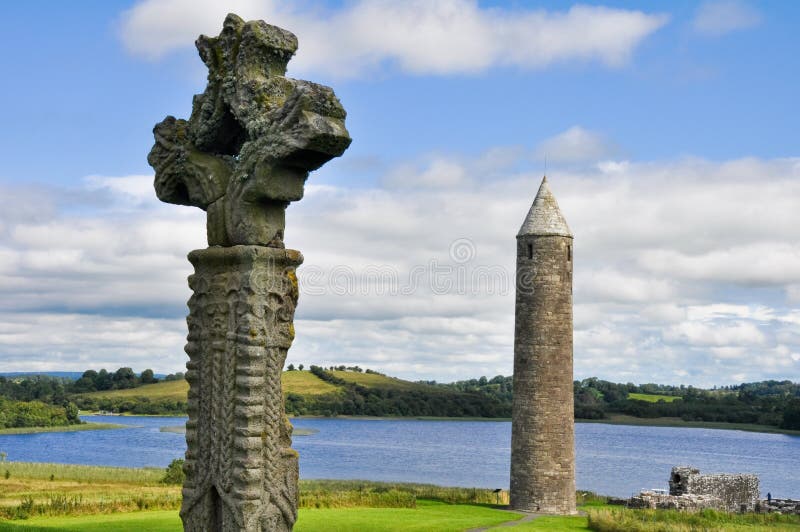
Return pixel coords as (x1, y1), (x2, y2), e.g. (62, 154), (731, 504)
(517, 176), (572, 237)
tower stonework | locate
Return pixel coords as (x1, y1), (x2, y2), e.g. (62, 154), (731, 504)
(510, 176), (576, 515)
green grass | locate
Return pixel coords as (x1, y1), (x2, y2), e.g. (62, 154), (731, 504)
(627, 393), (680, 403)
(77, 371), (341, 402)
(0, 462), (164, 484)
(296, 500), (520, 531)
(300, 479), (510, 507)
(486, 515), (590, 530)
(76, 380), (188, 401)
(587, 507), (800, 531)
(0, 510), (180, 531)
(329, 371), (427, 391)
(0, 502), (521, 531)
(0, 423), (127, 435)
(283, 371), (341, 395)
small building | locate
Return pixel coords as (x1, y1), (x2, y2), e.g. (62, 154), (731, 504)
(669, 466), (760, 513)
(629, 467), (760, 513)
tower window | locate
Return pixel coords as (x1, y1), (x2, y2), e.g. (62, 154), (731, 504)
(567, 245), (572, 261)
(527, 243), (533, 260)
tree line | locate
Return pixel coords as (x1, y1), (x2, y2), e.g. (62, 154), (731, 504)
(0, 368), (798, 429)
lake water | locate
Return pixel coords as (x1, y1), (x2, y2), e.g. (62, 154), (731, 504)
(1, 416), (797, 498)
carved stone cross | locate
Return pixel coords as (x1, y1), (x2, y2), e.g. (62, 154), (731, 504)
(148, 13), (350, 532)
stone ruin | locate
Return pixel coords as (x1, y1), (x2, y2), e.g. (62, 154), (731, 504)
(629, 466), (760, 513)
(148, 13), (350, 532)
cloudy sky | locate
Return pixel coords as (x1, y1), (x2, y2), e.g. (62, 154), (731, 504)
(1, 0), (798, 387)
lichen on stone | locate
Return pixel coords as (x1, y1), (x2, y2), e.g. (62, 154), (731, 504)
(149, 13), (351, 248)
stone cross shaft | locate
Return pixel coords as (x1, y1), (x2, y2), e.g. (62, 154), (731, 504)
(148, 13), (351, 532)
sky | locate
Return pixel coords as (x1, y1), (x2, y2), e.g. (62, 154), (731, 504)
(1, 0), (798, 387)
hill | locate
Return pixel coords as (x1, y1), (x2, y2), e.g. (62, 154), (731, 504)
(71, 368), (511, 418)
(15, 369), (798, 429)
(76, 371), (338, 402)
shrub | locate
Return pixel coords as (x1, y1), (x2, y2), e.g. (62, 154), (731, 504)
(161, 458), (185, 485)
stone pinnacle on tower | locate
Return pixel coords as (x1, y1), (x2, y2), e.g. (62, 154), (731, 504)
(510, 176), (576, 515)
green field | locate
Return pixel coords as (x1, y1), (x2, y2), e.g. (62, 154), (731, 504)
(77, 379), (188, 401)
(627, 393), (680, 403)
(283, 371), (341, 395)
(1, 463), (796, 531)
(0, 503), (524, 531)
(76, 371), (341, 403)
(329, 371), (426, 390)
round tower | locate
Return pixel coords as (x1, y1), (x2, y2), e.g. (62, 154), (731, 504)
(510, 176), (576, 515)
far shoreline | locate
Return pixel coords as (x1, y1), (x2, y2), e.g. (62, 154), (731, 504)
(0, 422), (130, 435)
(65, 413), (800, 437)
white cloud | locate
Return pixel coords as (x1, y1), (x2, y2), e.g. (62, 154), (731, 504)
(692, 0), (762, 36)
(665, 321), (766, 347)
(535, 126), (619, 163)
(3, 152), (800, 385)
(119, 0), (669, 77)
(384, 158), (469, 188)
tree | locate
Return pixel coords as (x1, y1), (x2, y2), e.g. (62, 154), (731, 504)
(161, 458), (185, 484)
(64, 402), (80, 424)
(113, 367), (137, 389)
(140, 369), (158, 384)
(298, 364), (304, 371)
(95, 369), (113, 391)
(781, 398), (800, 430)
(287, 364), (295, 371)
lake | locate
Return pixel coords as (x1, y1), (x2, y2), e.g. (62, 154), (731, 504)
(0, 416), (797, 498)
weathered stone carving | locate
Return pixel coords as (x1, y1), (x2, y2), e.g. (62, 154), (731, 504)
(149, 13), (351, 248)
(510, 177), (576, 515)
(149, 13), (350, 531)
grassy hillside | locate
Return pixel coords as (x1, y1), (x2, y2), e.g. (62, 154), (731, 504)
(627, 393), (680, 403)
(329, 371), (431, 391)
(78, 380), (188, 401)
(283, 371), (340, 395)
(76, 371), (338, 402)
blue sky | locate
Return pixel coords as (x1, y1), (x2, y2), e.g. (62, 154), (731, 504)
(1, 1), (799, 386)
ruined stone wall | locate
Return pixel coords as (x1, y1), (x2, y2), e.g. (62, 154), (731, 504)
(669, 467), (759, 513)
(629, 491), (723, 512)
(510, 234), (576, 515)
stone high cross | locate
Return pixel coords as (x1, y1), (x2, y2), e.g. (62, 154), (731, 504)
(148, 14), (351, 531)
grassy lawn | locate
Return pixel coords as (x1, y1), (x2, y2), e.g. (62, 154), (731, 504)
(627, 393), (680, 403)
(0, 423), (127, 435)
(297, 500), (520, 531)
(0, 510), (180, 531)
(486, 515), (590, 530)
(0, 502), (521, 531)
